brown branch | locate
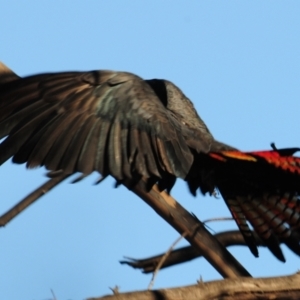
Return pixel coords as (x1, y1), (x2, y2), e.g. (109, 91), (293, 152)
(121, 230), (263, 273)
(0, 176), (250, 277)
(129, 180), (250, 278)
(148, 231), (188, 290)
(88, 272), (300, 300)
(0, 174), (71, 226)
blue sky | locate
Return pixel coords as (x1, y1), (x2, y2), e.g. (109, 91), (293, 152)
(1, 2), (300, 300)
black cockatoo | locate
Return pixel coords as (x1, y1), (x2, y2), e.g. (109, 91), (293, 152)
(1, 62), (300, 261)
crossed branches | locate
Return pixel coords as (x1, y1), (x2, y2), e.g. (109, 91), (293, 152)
(0, 175), (250, 277)
(3, 175), (300, 299)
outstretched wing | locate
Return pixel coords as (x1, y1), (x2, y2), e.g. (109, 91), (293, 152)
(207, 149), (300, 261)
(2, 63), (300, 262)
(0, 69), (209, 190)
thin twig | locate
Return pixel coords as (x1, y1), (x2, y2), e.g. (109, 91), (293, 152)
(0, 174), (71, 226)
(50, 289), (57, 300)
(148, 231), (188, 290)
(203, 217), (234, 224)
(109, 286), (120, 295)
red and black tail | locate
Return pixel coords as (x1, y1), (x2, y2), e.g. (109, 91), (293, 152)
(203, 148), (300, 261)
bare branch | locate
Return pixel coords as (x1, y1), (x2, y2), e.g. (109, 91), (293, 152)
(121, 230), (263, 273)
(89, 272), (300, 300)
(0, 175), (250, 278)
(148, 231), (188, 290)
(129, 180), (251, 278)
(0, 174), (71, 226)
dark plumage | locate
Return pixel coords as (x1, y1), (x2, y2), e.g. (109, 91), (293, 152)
(1, 62), (300, 261)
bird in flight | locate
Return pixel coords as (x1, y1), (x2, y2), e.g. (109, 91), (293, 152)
(1, 62), (300, 262)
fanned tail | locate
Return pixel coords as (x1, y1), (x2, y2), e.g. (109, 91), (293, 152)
(203, 148), (300, 260)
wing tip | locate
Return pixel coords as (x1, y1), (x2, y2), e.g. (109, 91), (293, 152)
(0, 61), (20, 84)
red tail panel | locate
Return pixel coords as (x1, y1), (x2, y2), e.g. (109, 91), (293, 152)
(207, 147), (300, 260)
(209, 149), (300, 174)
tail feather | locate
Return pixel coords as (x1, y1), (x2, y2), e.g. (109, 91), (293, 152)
(250, 197), (291, 238)
(223, 197), (258, 257)
(206, 148), (300, 260)
(284, 232), (300, 256)
(224, 194), (285, 261)
(264, 194), (300, 229)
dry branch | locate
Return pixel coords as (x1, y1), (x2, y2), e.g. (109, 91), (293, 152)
(0, 176), (250, 278)
(121, 230), (266, 273)
(129, 180), (250, 278)
(89, 272), (300, 300)
(147, 231), (188, 290)
(0, 174), (71, 226)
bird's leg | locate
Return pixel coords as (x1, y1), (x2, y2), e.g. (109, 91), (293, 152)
(128, 179), (251, 279)
(0, 173), (70, 226)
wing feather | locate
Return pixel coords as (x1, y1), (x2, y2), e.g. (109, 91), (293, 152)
(43, 114), (85, 171)
(76, 118), (100, 175)
(108, 121), (123, 180)
(0, 107), (57, 165)
(94, 121), (111, 176)
(0, 70), (200, 186)
(27, 114), (79, 168)
(57, 114), (95, 174)
(13, 114), (62, 166)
